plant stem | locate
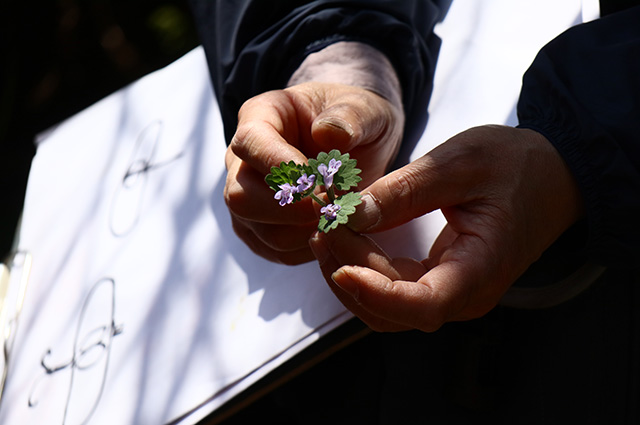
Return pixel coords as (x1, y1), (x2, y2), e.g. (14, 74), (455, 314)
(327, 187), (335, 204)
(309, 193), (326, 207)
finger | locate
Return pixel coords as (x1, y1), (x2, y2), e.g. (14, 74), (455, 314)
(236, 215), (318, 253)
(225, 154), (317, 225)
(390, 257), (429, 281)
(330, 266), (431, 331)
(311, 227), (427, 281)
(309, 229), (410, 332)
(415, 245), (500, 325)
(309, 226), (426, 331)
(419, 231), (510, 324)
(311, 89), (403, 184)
(422, 224), (458, 270)
(311, 90), (399, 151)
(231, 215), (316, 265)
(327, 227), (508, 331)
(310, 226), (401, 279)
(348, 125), (511, 234)
(348, 149), (476, 233)
(331, 242), (492, 332)
(231, 92), (309, 175)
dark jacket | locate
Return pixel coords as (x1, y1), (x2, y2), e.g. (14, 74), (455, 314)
(188, 0), (450, 148)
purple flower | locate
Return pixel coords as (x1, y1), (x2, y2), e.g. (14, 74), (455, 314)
(320, 203), (341, 220)
(274, 183), (298, 206)
(296, 173), (316, 193)
(317, 158), (342, 188)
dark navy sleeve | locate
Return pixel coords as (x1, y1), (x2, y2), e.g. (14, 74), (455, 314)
(517, 6), (640, 268)
(188, 0), (449, 147)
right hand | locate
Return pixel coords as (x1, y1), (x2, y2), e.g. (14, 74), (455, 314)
(310, 125), (584, 331)
(224, 82), (404, 264)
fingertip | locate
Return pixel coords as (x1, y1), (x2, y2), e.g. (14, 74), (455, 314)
(230, 118), (308, 173)
(331, 267), (359, 299)
(316, 116), (355, 138)
(312, 115), (357, 151)
(333, 265), (394, 299)
(348, 192), (381, 232)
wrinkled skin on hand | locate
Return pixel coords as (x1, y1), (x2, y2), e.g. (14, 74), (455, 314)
(309, 125), (585, 332)
(224, 82), (404, 265)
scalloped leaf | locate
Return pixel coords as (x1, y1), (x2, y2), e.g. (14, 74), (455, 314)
(308, 149), (361, 191)
(317, 191), (362, 233)
(265, 161), (299, 191)
(265, 160), (317, 202)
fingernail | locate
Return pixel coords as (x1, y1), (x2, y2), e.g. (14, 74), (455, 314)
(331, 268), (359, 300)
(318, 117), (354, 137)
(349, 193), (380, 232)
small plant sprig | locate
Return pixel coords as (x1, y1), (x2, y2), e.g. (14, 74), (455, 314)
(265, 149), (362, 232)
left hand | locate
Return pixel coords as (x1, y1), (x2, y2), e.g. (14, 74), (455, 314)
(224, 82), (404, 264)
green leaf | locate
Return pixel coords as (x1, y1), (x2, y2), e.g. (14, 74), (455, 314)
(317, 191), (362, 233)
(308, 149), (361, 191)
(265, 161), (319, 202)
(334, 191), (362, 218)
(333, 157), (362, 192)
(317, 215), (340, 232)
(265, 160), (298, 191)
(265, 151), (361, 224)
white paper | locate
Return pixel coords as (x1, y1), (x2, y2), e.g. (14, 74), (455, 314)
(2, 1), (588, 424)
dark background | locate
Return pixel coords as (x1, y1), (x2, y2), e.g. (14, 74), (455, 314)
(0, 0), (200, 259)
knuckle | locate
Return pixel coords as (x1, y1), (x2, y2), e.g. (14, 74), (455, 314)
(229, 122), (256, 156)
(230, 217), (265, 258)
(413, 287), (451, 333)
(224, 146), (238, 170)
(417, 311), (447, 333)
(384, 168), (424, 212)
(222, 178), (237, 207)
(223, 179), (251, 219)
(231, 120), (292, 171)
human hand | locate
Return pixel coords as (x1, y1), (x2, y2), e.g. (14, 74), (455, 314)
(309, 125), (584, 331)
(224, 82), (404, 264)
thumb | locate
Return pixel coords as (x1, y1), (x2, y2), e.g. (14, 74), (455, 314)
(348, 146), (477, 233)
(312, 110), (357, 151)
(311, 93), (398, 152)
